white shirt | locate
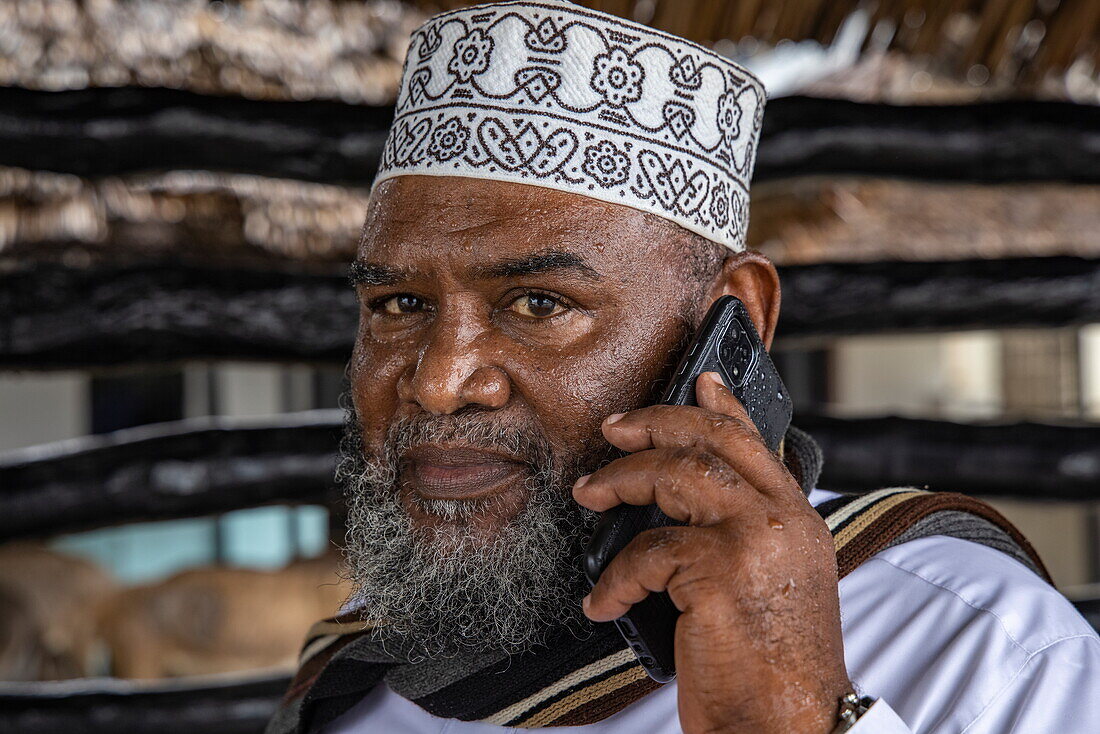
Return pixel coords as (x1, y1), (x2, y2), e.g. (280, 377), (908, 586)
(325, 490), (1100, 733)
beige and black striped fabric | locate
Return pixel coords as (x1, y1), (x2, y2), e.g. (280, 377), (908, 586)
(267, 487), (1048, 734)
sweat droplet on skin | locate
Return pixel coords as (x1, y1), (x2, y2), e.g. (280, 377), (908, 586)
(782, 579), (796, 596)
(768, 518), (784, 530)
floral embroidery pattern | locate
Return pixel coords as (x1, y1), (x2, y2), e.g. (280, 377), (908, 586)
(716, 91), (743, 152)
(582, 141), (630, 187)
(590, 47), (644, 106)
(428, 117), (470, 161)
(709, 180), (730, 227)
(729, 192), (748, 238)
(448, 29), (493, 82)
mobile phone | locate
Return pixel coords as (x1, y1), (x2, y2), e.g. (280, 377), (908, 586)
(582, 295), (792, 682)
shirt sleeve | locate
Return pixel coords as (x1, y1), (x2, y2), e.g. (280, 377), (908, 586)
(836, 535), (1100, 733)
(846, 699), (912, 733)
(961, 634), (1100, 734)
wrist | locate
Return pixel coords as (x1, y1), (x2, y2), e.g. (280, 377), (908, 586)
(829, 692), (876, 733)
(702, 677), (856, 734)
(789, 677), (859, 734)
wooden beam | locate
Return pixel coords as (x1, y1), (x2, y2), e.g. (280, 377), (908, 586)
(755, 96), (1100, 184)
(0, 261), (358, 368)
(0, 87), (392, 186)
(0, 672), (290, 734)
(777, 256), (1100, 340)
(801, 413), (1100, 501)
(1, 88), (1097, 185)
(747, 178), (1100, 264)
(0, 411), (343, 540)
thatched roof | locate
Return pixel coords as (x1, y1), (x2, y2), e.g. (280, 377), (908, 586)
(0, 167), (368, 267)
(0, 0), (1095, 103)
(421, 0), (1099, 101)
(749, 176), (1100, 264)
(0, 0), (423, 104)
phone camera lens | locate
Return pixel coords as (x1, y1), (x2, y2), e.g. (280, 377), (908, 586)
(719, 318), (757, 388)
(718, 324), (738, 365)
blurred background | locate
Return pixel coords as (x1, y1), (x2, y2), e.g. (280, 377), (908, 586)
(0, 0), (1098, 731)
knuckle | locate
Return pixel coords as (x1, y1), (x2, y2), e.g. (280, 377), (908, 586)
(633, 527), (688, 562)
(671, 447), (721, 477)
(717, 415), (757, 442)
(648, 404), (685, 422)
(688, 448), (743, 490)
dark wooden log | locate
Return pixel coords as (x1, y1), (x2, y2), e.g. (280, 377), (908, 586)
(5, 257), (1100, 368)
(803, 413), (1100, 501)
(0, 261), (358, 367)
(777, 256), (1100, 341)
(0, 672), (290, 734)
(0, 411), (343, 540)
(0, 86), (392, 186)
(1, 87), (1097, 184)
(756, 96), (1100, 183)
(4, 410), (1100, 541)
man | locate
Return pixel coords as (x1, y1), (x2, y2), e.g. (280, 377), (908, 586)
(269, 2), (1100, 732)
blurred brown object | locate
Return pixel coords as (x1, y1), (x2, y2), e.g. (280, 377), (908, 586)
(0, 167), (368, 267)
(0, 0), (424, 103)
(2, 0), (1096, 103)
(101, 553), (350, 679)
(0, 543), (117, 681)
(749, 177), (1100, 265)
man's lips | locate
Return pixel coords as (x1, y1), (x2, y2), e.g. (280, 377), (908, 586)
(404, 445), (528, 500)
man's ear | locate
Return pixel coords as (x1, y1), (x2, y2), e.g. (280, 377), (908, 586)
(704, 251), (781, 350)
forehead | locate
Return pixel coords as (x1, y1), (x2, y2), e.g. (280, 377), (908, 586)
(361, 175), (682, 273)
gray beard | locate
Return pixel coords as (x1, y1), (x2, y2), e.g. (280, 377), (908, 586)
(337, 404), (602, 660)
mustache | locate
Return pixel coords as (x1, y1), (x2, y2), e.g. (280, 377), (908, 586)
(379, 410), (557, 474)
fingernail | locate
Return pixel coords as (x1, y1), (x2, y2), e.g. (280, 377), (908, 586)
(581, 594), (591, 612)
(707, 371), (726, 386)
(574, 474), (591, 490)
(605, 413), (625, 425)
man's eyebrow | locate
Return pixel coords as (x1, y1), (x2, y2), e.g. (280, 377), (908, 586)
(475, 250), (602, 281)
(348, 261), (407, 286)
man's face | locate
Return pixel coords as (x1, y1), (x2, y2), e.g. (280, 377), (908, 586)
(350, 176), (706, 533)
(341, 175), (709, 654)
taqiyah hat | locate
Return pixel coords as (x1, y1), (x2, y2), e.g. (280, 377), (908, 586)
(374, 0), (766, 252)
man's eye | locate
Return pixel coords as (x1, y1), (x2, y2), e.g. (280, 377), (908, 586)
(377, 294), (425, 315)
(508, 293), (566, 318)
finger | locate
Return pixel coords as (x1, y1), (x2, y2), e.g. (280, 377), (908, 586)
(584, 526), (711, 622)
(600, 401), (789, 497)
(572, 447), (758, 525)
(694, 371), (758, 437)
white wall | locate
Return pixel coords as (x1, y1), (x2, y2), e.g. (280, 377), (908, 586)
(0, 371), (88, 452)
(1081, 324), (1100, 419)
(831, 331), (1001, 419)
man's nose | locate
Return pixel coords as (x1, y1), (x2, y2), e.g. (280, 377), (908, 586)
(397, 314), (511, 415)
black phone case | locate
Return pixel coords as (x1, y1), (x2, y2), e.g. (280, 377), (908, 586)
(583, 296), (792, 682)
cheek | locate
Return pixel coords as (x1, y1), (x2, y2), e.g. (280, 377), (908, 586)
(349, 335), (410, 448)
(512, 310), (687, 453)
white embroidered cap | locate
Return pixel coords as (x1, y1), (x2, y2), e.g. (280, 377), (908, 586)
(374, 0), (766, 252)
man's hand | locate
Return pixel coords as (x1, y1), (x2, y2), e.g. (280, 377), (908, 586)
(574, 372), (851, 734)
